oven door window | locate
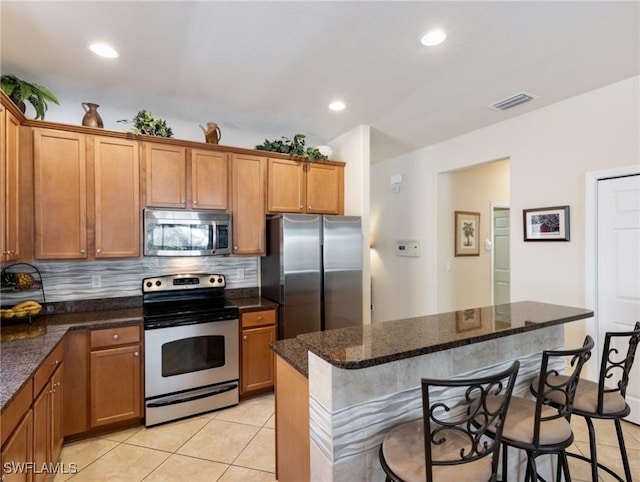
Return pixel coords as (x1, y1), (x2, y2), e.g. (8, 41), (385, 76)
(161, 335), (225, 377)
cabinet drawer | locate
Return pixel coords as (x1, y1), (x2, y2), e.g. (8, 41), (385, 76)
(90, 325), (140, 349)
(33, 341), (64, 396)
(242, 309), (276, 328)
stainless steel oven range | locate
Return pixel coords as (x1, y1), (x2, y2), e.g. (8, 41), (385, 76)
(142, 273), (239, 426)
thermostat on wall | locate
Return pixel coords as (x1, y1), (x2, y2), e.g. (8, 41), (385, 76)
(396, 240), (420, 257)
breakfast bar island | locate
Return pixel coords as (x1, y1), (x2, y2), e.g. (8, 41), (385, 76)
(270, 301), (594, 482)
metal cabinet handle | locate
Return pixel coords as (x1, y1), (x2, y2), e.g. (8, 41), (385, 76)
(134, 351), (139, 357)
(51, 359), (59, 366)
(243, 335), (247, 340)
(193, 200), (198, 204)
(49, 389), (55, 394)
(96, 248), (101, 254)
(80, 249), (86, 254)
(113, 334), (119, 340)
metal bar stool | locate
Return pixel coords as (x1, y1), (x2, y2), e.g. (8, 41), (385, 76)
(486, 335), (594, 482)
(379, 360), (520, 482)
(533, 322), (640, 482)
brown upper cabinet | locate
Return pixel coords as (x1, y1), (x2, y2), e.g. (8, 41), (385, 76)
(143, 142), (228, 210)
(33, 129), (140, 259)
(230, 153), (267, 255)
(267, 158), (344, 215)
(1, 104), (22, 262)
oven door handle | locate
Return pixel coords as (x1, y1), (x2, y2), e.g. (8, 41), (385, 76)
(146, 383), (238, 408)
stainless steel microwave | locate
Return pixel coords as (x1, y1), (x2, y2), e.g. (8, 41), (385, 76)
(143, 209), (232, 256)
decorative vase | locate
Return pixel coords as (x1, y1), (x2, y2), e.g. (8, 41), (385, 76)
(199, 122), (221, 144)
(81, 102), (104, 128)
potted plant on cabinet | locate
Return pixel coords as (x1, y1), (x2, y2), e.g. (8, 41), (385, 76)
(0, 74), (59, 120)
(118, 109), (173, 137)
(255, 134), (328, 161)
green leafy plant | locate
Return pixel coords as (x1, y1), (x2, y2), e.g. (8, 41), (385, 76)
(117, 110), (173, 137)
(0, 74), (59, 120)
(255, 134), (328, 161)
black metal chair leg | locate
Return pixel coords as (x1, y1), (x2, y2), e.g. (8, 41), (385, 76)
(614, 419), (632, 482)
(584, 416), (599, 482)
(560, 451), (572, 482)
(501, 444), (508, 482)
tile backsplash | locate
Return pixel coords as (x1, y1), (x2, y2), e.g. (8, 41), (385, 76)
(2, 257), (258, 303)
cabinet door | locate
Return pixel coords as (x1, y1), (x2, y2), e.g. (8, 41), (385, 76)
(94, 137), (140, 258)
(241, 325), (276, 394)
(1, 410), (32, 482)
(144, 142), (186, 208)
(90, 345), (141, 427)
(34, 129), (87, 259)
(230, 154), (267, 255)
(33, 129), (87, 259)
(63, 330), (87, 437)
(50, 366), (64, 465)
(2, 109), (21, 262)
(32, 387), (48, 482)
(267, 158), (305, 213)
(191, 149), (228, 210)
(306, 163), (343, 215)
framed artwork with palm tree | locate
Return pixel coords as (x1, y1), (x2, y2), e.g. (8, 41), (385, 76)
(455, 211), (480, 256)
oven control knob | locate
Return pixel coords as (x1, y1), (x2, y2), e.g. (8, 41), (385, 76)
(210, 277), (215, 284)
(155, 281), (162, 286)
(217, 277), (223, 284)
(146, 282), (152, 288)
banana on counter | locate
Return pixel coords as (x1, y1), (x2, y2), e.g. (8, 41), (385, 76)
(1, 300), (42, 318)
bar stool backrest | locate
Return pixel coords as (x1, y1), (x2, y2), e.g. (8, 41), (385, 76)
(531, 335), (594, 446)
(597, 321), (640, 414)
(421, 360), (520, 482)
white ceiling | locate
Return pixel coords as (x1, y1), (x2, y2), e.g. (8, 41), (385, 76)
(1, 1), (639, 164)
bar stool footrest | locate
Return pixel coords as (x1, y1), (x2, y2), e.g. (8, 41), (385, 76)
(565, 451), (626, 482)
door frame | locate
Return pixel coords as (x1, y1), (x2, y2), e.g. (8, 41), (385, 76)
(490, 202), (510, 306)
(585, 165), (640, 381)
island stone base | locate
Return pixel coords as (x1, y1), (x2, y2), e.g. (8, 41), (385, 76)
(308, 325), (565, 482)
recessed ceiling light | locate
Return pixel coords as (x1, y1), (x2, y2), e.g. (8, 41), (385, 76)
(329, 101), (345, 111)
(420, 29), (446, 47)
(89, 42), (119, 58)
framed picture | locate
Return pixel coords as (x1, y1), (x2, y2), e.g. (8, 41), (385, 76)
(523, 205), (570, 241)
(454, 211), (480, 256)
(456, 308), (482, 332)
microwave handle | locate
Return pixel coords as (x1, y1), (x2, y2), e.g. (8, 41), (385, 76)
(211, 221), (217, 253)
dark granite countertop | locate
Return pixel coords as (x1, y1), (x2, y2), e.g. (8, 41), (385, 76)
(270, 338), (309, 377)
(1, 308), (143, 412)
(272, 301), (594, 376)
(231, 297), (278, 312)
(1, 294), (272, 413)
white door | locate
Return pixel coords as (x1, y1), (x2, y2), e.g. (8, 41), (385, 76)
(597, 174), (640, 423)
(493, 208), (510, 319)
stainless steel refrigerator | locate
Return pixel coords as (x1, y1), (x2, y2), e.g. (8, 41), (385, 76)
(261, 214), (363, 339)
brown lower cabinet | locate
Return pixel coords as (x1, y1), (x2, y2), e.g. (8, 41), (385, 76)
(1, 342), (63, 482)
(1, 410), (33, 482)
(89, 325), (142, 427)
(240, 309), (277, 396)
(33, 365), (63, 482)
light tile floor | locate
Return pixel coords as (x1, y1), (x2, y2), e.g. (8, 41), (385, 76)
(54, 392), (640, 482)
(54, 393), (276, 482)
(568, 417), (640, 482)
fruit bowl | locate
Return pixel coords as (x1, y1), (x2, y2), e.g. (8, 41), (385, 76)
(1, 301), (43, 320)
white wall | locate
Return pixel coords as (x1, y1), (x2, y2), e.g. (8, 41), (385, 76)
(370, 76), (640, 344)
(330, 125), (371, 324)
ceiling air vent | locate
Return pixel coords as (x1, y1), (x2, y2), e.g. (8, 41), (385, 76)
(489, 92), (536, 111)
